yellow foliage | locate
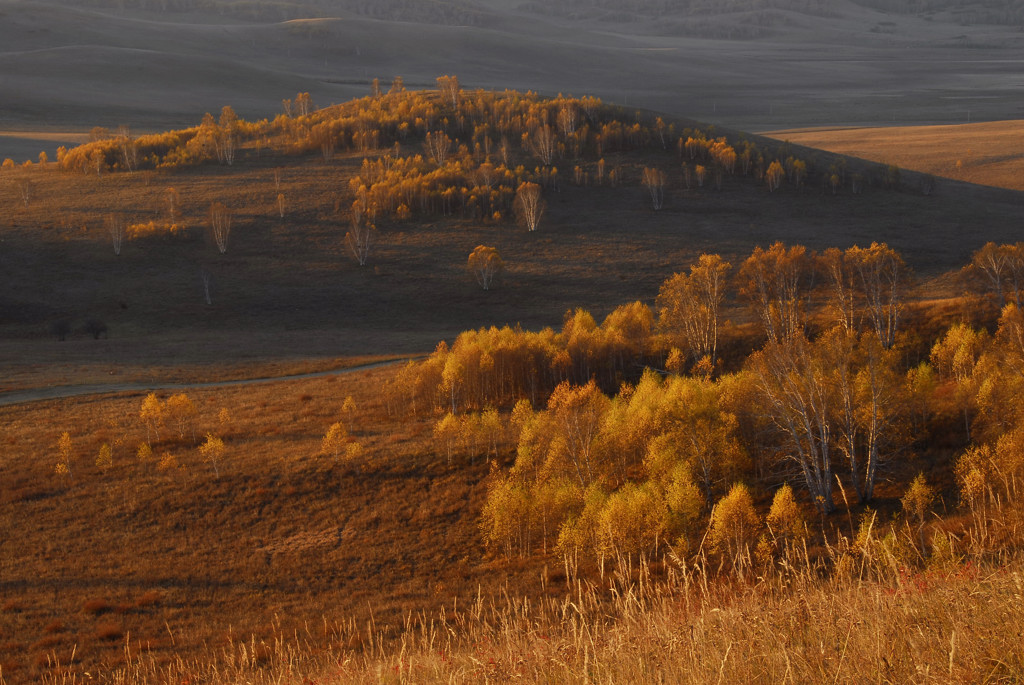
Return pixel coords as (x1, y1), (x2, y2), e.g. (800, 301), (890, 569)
(321, 422), (348, 459)
(766, 483), (804, 542)
(95, 443), (112, 472)
(596, 483), (665, 557)
(901, 473), (934, 526)
(126, 221), (187, 240)
(709, 482), (759, 564)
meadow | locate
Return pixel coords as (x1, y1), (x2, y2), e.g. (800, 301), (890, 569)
(768, 120), (1024, 192)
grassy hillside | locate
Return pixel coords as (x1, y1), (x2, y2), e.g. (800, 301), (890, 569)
(766, 120), (1024, 192)
(2, 87), (1021, 394)
(3, 85), (1024, 684)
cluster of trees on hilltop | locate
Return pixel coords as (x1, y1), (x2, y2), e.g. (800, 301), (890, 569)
(387, 241), (1024, 571)
(56, 80), (860, 232)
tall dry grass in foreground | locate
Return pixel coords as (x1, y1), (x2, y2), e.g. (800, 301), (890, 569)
(29, 535), (1024, 684)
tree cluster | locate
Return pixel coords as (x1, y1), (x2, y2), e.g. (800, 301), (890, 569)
(396, 241), (1024, 570)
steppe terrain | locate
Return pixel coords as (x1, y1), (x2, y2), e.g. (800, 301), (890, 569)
(2, 1), (1024, 683)
(768, 119), (1024, 191)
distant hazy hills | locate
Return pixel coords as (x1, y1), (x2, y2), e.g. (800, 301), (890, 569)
(1, 0), (1022, 156)
(38, 0), (1024, 26)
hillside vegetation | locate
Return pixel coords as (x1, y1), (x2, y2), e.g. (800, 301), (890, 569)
(3, 82), (1022, 393)
(3, 82), (1024, 683)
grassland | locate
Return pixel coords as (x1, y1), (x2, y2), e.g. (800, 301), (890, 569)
(0, 367), (523, 682)
(2, 5), (1024, 674)
(767, 120), (1024, 192)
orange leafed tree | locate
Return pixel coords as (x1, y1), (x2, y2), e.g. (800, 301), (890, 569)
(467, 245), (504, 290)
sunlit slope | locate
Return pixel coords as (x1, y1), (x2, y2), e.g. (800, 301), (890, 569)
(765, 120), (1024, 192)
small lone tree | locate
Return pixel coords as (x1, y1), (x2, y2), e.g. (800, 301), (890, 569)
(514, 182), (545, 232)
(165, 393), (197, 442)
(55, 431), (73, 481)
(165, 187), (180, 224)
(199, 433), (226, 477)
(208, 202), (232, 254)
(641, 167), (665, 210)
(345, 213), (375, 266)
(766, 160), (785, 192)
(467, 245), (504, 290)
(709, 482), (759, 571)
(51, 320), (72, 342)
(95, 443), (112, 472)
(139, 393), (163, 445)
(321, 422), (348, 459)
(765, 483), (804, 549)
(106, 214), (126, 255)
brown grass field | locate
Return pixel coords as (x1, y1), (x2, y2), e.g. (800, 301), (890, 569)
(767, 119), (1024, 192)
(0, 367), (526, 682)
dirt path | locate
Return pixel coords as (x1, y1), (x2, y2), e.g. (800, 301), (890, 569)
(0, 358), (415, 408)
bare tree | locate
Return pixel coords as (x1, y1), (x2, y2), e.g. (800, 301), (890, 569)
(200, 269), (213, 305)
(15, 179), (33, 207)
(513, 182), (545, 232)
(849, 242), (908, 349)
(165, 187), (180, 224)
(106, 214), (126, 255)
(557, 103), (578, 138)
(436, 75), (461, 108)
(657, 254), (732, 364)
(208, 202), (232, 254)
(749, 335), (836, 514)
(117, 125), (138, 172)
(766, 160), (784, 192)
(641, 167), (665, 210)
(346, 215), (374, 266)
(738, 242), (811, 344)
(527, 124), (557, 166)
(424, 131), (452, 165)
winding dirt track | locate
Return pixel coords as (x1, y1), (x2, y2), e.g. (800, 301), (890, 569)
(0, 359), (414, 408)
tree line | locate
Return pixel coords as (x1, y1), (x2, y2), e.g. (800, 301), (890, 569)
(386, 240), (1024, 570)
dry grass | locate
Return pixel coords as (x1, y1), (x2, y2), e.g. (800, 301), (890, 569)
(0, 366), (539, 683)
(767, 120), (1024, 192)
(26, 552), (1024, 684)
